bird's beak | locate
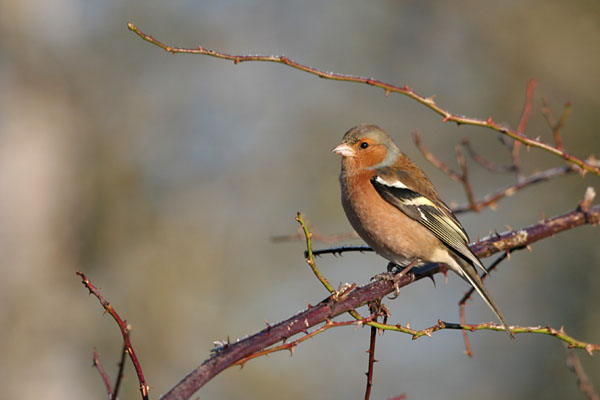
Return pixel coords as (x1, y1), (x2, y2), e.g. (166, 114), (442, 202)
(332, 143), (355, 157)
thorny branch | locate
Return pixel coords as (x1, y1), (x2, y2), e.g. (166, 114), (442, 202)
(77, 272), (149, 400)
(364, 308), (379, 400)
(127, 22), (600, 176)
(414, 132), (596, 214)
(159, 195), (599, 400)
(231, 314), (379, 369)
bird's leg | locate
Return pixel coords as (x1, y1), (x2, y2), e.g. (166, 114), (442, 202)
(372, 260), (420, 298)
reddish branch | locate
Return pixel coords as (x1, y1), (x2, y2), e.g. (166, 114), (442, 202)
(232, 314), (378, 368)
(93, 349), (114, 399)
(414, 133), (478, 210)
(542, 98), (572, 151)
(364, 319), (378, 400)
(159, 201), (599, 400)
(414, 132), (593, 214)
(512, 79), (538, 176)
(461, 139), (516, 173)
(452, 164), (578, 214)
(112, 344), (128, 400)
(127, 22), (600, 177)
(77, 272), (149, 400)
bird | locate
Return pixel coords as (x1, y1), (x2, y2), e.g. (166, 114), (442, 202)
(332, 124), (513, 339)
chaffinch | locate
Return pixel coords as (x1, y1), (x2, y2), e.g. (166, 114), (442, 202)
(333, 124), (513, 339)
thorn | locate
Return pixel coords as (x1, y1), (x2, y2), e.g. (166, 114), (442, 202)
(289, 346), (295, 356)
(426, 274), (436, 287)
(526, 245), (532, 253)
(385, 89), (390, 97)
(505, 224), (513, 231)
(487, 117), (494, 124)
(506, 251), (511, 261)
(406, 322), (411, 329)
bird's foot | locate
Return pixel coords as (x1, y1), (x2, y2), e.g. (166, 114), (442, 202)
(372, 260), (420, 299)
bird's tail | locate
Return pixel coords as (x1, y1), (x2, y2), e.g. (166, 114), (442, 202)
(456, 258), (514, 339)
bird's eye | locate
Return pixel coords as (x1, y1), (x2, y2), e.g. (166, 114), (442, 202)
(360, 142), (369, 149)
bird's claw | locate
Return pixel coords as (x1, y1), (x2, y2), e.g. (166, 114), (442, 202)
(371, 271), (402, 299)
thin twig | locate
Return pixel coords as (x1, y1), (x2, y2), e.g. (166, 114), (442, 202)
(542, 98), (572, 151)
(127, 22), (600, 176)
(413, 132), (462, 181)
(452, 164), (579, 214)
(455, 145), (477, 209)
(272, 217), (358, 243)
(296, 212), (335, 293)
(414, 133), (479, 211)
(565, 345), (599, 400)
(364, 317), (378, 400)
(112, 343), (128, 400)
(232, 314), (378, 369)
(77, 272), (149, 400)
(93, 349), (114, 400)
(311, 245), (373, 258)
(512, 79), (538, 178)
(461, 138), (516, 173)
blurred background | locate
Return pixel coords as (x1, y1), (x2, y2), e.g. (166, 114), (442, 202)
(1, 1), (599, 399)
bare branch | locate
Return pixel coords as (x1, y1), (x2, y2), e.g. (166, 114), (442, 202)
(512, 79), (538, 177)
(77, 272), (149, 400)
(542, 98), (572, 151)
(160, 200), (600, 400)
(565, 346), (599, 400)
(452, 164), (577, 214)
(461, 138), (516, 173)
(93, 349), (114, 399)
(112, 344), (128, 400)
(127, 22), (600, 176)
(364, 321), (378, 400)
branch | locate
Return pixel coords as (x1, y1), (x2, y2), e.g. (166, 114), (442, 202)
(452, 164), (577, 214)
(461, 138), (516, 173)
(414, 133), (477, 210)
(542, 98), (572, 151)
(565, 346), (600, 400)
(127, 22), (600, 176)
(112, 344), (128, 400)
(231, 314), (378, 369)
(77, 272), (149, 400)
(160, 199), (599, 400)
(364, 319), (378, 400)
(93, 349), (114, 399)
(511, 79), (538, 177)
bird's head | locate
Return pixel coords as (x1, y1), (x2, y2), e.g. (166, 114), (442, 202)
(332, 124), (401, 170)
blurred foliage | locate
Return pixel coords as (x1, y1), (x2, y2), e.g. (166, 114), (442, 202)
(0, 1), (598, 399)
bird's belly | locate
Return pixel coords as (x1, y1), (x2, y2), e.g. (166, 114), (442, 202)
(341, 178), (443, 267)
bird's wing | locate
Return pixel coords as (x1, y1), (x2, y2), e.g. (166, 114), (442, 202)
(371, 170), (487, 274)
